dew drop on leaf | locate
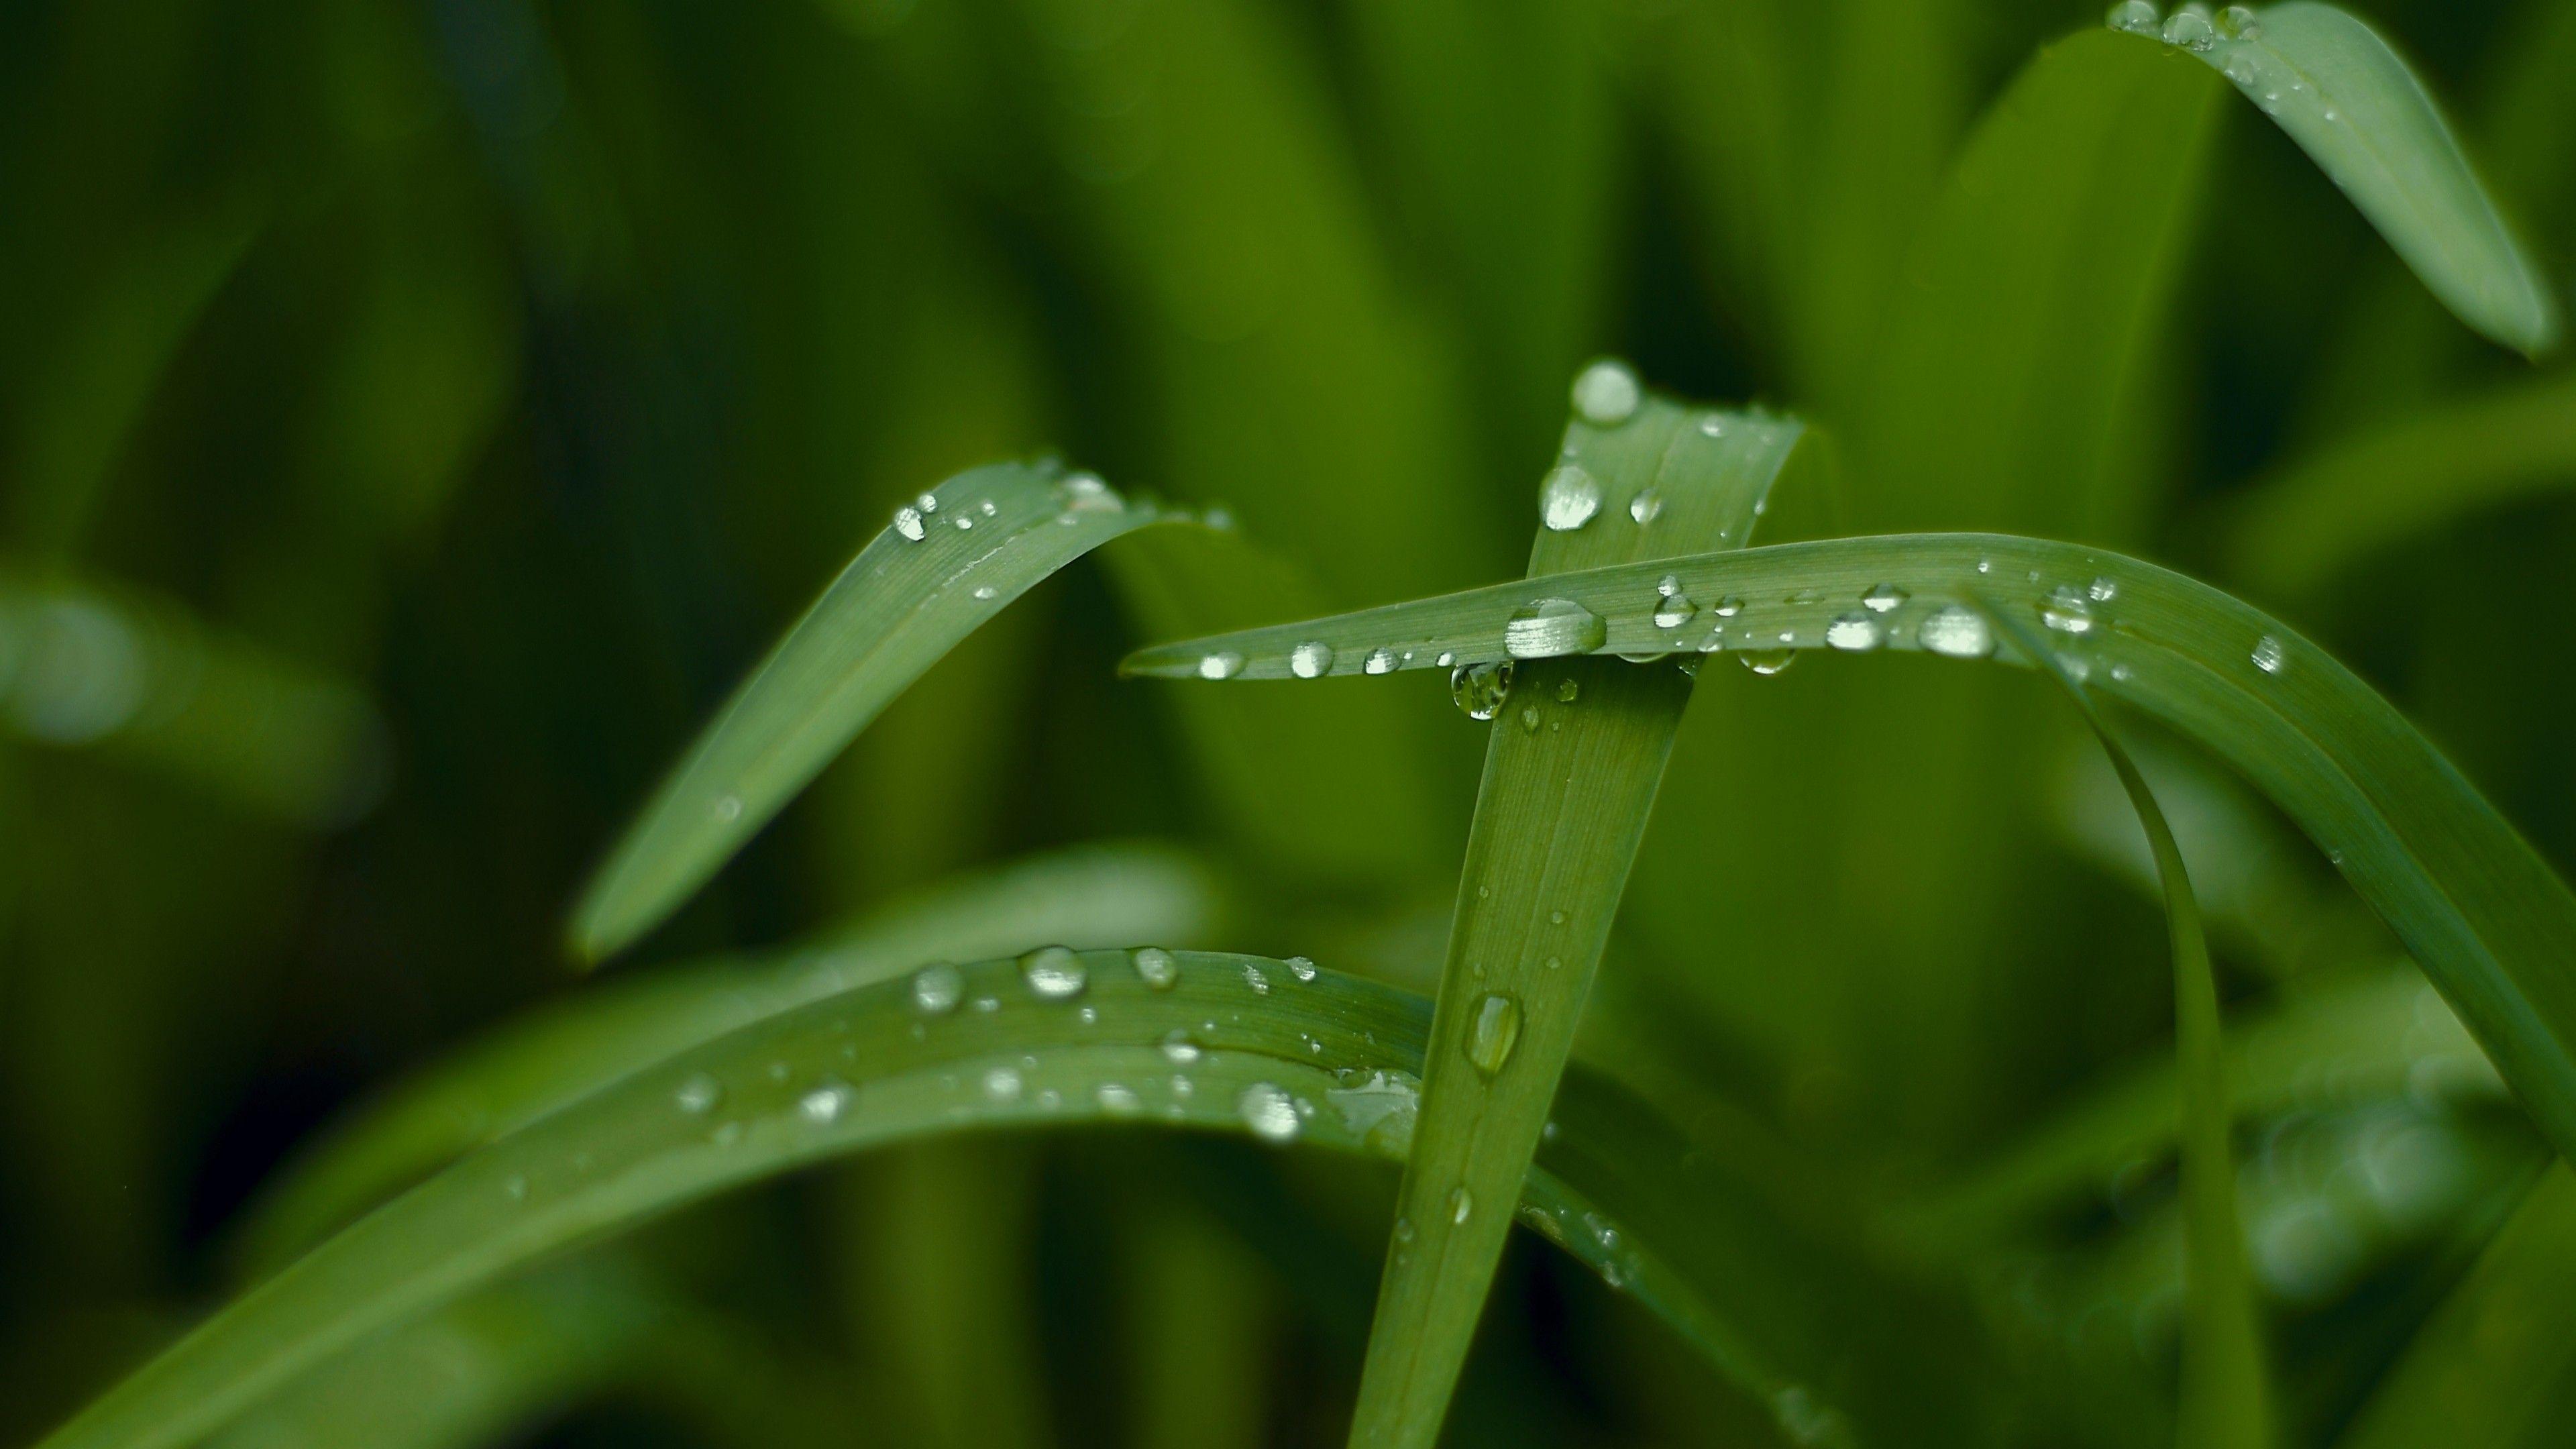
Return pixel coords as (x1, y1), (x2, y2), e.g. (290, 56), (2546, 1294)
(1020, 946), (1087, 1000)
(1197, 651), (1243, 681)
(1158, 1029), (1202, 1065)
(1449, 1185), (1474, 1224)
(1450, 659), (1514, 720)
(1825, 612), (1882, 651)
(2106, 0), (2158, 34)
(1569, 360), (1641, 427)
(1861, 582), (1908, 614)
(674, 1073), (724, 1115)
(1627, 488), (1662, 525)
(1918, 604), (1994, 659)
(1505, 598), (1607, 659)
(1538, 464), (1603, 531)
(893, 506), (927, 542)
(1465, 993), (1523, 1077)
(1238, 1081), (1301, 1142)
(1363, 646), (1397, 674)
(1737, 649), (1797, 676)
(1289, 641), (1334, 678)
(2253, 635), (2286, 674)
(912, 963), (965, 1015)
(800, 1079), (852, 1125)
(983, 1066), (1024, 1102)
(1130, 947), (1179, 991)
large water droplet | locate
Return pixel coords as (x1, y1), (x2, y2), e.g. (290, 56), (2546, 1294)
(1289, 641), (1334, 678)
(2087, 576), (2118, 603)
(2041, 584), (2095, 635)
(893, 506), (927, 542)
(1130, 947), (1179, 991)
(1363, 646), (1397, 674)
(1737, 649), (1798, 676)
(1159, 1028), (1203, 1065)
(1242, 962), (1270, 995)
(2218, 4), (2259, 38)
(674, 1073), (724, 1115)
(2252, 635), (2286, 674)
(1539, 465), (1603, 531)
(1570, 360), (1641, 427)
(1238, 1081), (1301, 1142)
(1712, 594), (1743, 617)
(1505, 598), (1607, 659)
(1627, 488), (1663, 525)
(1465, 993), (1523, 1077)
(2163, 6), (2216, 48)
(2222, 51), (2258, 85)
(1825, 612), (1882, 651)
(1862, 582), (1908, 614)
(1917, 604), (1994, 659)
(1020, 946), (1088, 1000)
(913, 963), (965, 1015)
(800, 1078), (853, 1124)
(2106, 0), (2159, 34)
(1284, 955), (1318, 982)
(1449, 1186), (1474, 1224)
(1450, 659), (1514, 720)
(1653, 591), (1698, 630)
(1061, 472), (1122, 512)
(1198, 651), (1244, 680)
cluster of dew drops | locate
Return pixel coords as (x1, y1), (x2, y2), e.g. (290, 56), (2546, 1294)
(2106, 4), (2315, 114)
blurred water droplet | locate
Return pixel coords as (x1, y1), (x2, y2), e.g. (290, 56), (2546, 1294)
(1284, 955), (1318, 981)
(1238, 1082), (1301, 1142)
(2106, 0), (2159, 34)
(1363, 646), (1398, 674)
(1737, 649), (1797, 676)
(713, 794), (743, 822)
(2252, 635), (2286, 674)
(984, 1066), (1024, 1102)
(2087, 576), (2118, 602)
(674, 1073), (724, 1115)
(1698, 415), (1727, 437)
(1711, 595), (1743, 618)
(1159, 1028), (1203, 1065)
(1450, 660), (1514, 720)
(1289, 641), (1334, 678)
(1449, 1186), (1474, 1224)
(1627, 488), (1663, 525)
(1918, 604), (1994, 659)
(1198, 651), (1244, 680)
(1519, 705), (1540, 733)
(1466, 993), (1523, 1077)
(1095, 1082), (1142, 1116)
(800, 1079), (853, 1124)
(1570, 360), (1641, 426)
(1131, 947), (1179, 990)
(1061, 472), (1122, 512)
(1539, 465), (1603, 531)
(894, 506), (927, 541)
(1825, 612), (1882, 651)
(2218, 4), (2258, 38)
(1020, 945), (1087, 1000)
(1242, 963), (1270, 995)
(1505, 598), (1607, 659)
(1862, 582), (1909, 614)
(911, 963), (964, 1015)
(2041, 584), (2095, 635)
(1554, 678), (1579, 704)
(503, 1175), (528, 1201)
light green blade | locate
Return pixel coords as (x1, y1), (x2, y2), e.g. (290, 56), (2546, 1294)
(1988, 602), (2269, 1449)
(2114, 2), (2559, 354)
(568, 461), (1180, 961)
(38, 953), (1833, 1449)
(241, 842), (1221, 1267)
(1122, 532), (2576, 1167)
(1344, 380), (1804, 1449)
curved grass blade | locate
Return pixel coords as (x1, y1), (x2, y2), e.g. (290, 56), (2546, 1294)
(1346, 382), (1804, 1449)
(241, 843), (1220, 1267)
(2224, 372), (2576, 597)
(1122, 532), (2576, 1169)
(1986, 601), (2268, 1449)
(39, 953), (1833, 1449)
(2123, 2), (2559, 354)
(2337, 1163), (2576, 1449)
(569, 460), (1181, 962)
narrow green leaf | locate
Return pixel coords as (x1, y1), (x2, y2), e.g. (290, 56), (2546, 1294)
(1344, 382), (1804, 1449)
(569, 462), (1180, 961)
(2224, 372), (2576, 598)
(2337, 1163), (2576, 1449)
(1122, 532), (2576, 1169)
(1986, 601), (2269, 1449)
(244, 843), (1220, 1267)
(2125, 2), (2560, 354)
(40, 953), (1827, 1449)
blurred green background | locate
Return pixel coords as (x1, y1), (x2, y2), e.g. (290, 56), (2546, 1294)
(5, 0), (2573, 1444)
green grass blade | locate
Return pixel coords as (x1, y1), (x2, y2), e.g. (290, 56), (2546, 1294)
(2125, 2), (2561, 354)
(241, 843), (1220, 1267)
(1345, 382), (1804, 1449)
(568, 461), (1179, 961)
(1986, 602), (2269, 1449)
(2337, 1163), (2576, 1449)
(2224, 372), (2576, 598)
(1122, 532), (2576, 1167)
(40, 952), (1833, 1449)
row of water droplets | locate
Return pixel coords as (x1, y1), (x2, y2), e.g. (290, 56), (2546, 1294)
(2106, 3), (2259, 50)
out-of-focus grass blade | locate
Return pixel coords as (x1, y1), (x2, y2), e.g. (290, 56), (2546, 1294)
(1344, 382), (1803, 1449)
(242, 843), (1220, 1266)
(570, 461), (1180, 962)
(2123, 2), (2560, 354)
(0, 573), (385, 826)
(2224, 372), (2576, 597)
(1987, 602), (2269, 1449)
(40, 953), (1837, 1449)
(2337, 1164), (2576, 1449)
(1123, 533), (2576, 1167)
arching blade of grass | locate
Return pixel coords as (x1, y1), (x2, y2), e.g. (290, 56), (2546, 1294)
(569, 461), (1181, 962)
(2337, 1163), (2576, 1449)
(1122, 532), (2576, 1167)
(1987, 602), (2268, 1449)
(1345, 385), (1804, 1449)
(241, 843), (1220, 1267)
(2120, 2), (2559, 354)
(39, 953), (1836, 1449)
(2224, 372), (2576, 598)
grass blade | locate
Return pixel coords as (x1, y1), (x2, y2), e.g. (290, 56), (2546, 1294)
(1342, 382), (1804, 1448)
(241, 843), (1220, 1266)
(1122, 531), (2576, 1168)
(568, 461), (1180, 961)
(40, 952), (1834, 1449)
(1986, 601), (2269, 1448)
(2125, 2), (2561, 354)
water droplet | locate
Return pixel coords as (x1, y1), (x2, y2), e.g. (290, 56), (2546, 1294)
(1465, 993), (1523, 1077)
(953, 515), (975, 531)
(1505, 598), (1607, 659)
(1519, 704), (1540, 733)
(1539, 465), (1603, 531)
(675, 1073), (724, 1114)
(1862, 582), (1909, 614)
(800, 1078), (853, 1124)
(2222, 51), (2257, 85)
(1549, 910), (1566, 925)
(1737, 649), (1798, 676)
(1917, 604), (1994, 659)
(1570, 359), (1641, 426)
(2041, 584), (2095, 635)
(1061, 472), (1122, 511)
(2218, 4), (2258, 38)
(1449, 1186), (1474, 1224)
(972, 585), (998, 600)
(1698, 414), (1727, 437)
(1238, 1081), (1301, 1142)
(1131, 947), (1179, 990)
(1242, 962), (1270, 995)
(2163, 7), (2216, 50)
(2105, 0), (2159, 35)
(1825, 612), (1882, 651)
(912, 963), (965, 1014)
(2252, 635), (2286, 674)
(1450, 659), (1514, 720)
(1289, 641), (1334, 679)
(916, 492), (940, 513)
(1198, 651), (1244, 680)
(713, 794), (743, 822)
(983, 1066), (1024, 1102)
(1550, 679), (1578, 705)
(1363, 646), (1397, 674)
(1159, 1028), (1203, 1065)
(1654, 591), (1699, 629)
(1284, 955), (1318, 982)
(1653, 573), (1683, 598)
(1712, 594), (1743, 617)
(1627, 488), (1663, 525)
(979, 499), (998, 517)
(1020, 946), (1087, 1000)
(503, 1174), (528, 1200)
(1095, 1083), (1142, 1116)
(1393, 1216), (1417, 1243)
(2088, 577), (2119, 603)
(893, 506), (927, 541)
